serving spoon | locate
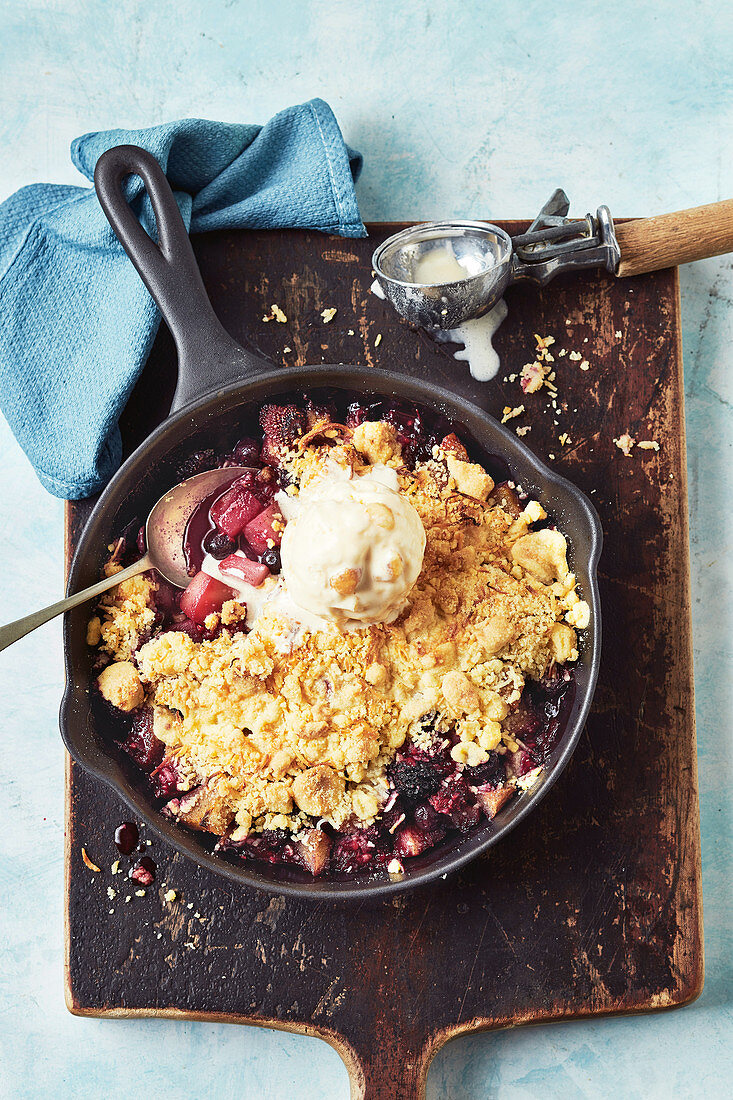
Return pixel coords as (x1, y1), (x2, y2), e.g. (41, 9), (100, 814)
(0, 465), (252, 652)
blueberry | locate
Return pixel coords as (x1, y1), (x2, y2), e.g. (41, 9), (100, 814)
(203, 530), (236, 559)
(261, 547), (281, 574)
(233, 436), (261, 465)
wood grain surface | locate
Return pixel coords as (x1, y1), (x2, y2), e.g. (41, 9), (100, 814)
(616, 199), (733, 276)
(64, 224), (703, 1100)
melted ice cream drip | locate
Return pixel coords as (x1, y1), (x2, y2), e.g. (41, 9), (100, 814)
(438, 299), (508, 382)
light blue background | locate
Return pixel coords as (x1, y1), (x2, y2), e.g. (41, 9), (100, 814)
(0, 2), (730, 1096)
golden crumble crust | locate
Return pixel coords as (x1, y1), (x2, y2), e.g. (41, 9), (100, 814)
(93, 423), (590, 841)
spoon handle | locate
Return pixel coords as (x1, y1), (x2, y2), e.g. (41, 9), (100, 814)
(0, 553), (152, 653)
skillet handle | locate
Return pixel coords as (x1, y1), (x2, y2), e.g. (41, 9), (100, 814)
(94, 144), (267, 412)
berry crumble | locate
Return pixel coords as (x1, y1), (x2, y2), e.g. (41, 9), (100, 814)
(89, 395), (590, 878)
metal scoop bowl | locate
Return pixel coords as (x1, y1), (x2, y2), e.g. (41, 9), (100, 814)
(372, 221), (514, 330)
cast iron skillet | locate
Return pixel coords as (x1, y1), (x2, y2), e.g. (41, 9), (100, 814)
(60, 145), (602, 901)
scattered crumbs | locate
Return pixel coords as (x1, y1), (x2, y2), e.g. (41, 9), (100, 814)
(508, 372), (517, 382)
(81, 847), (101, 873)
(111, 860), (120, 875)
(262, 304), (287, 324)
(569, 350), (582, 361)
(534, 333), (555, 352)
(135, 889), (146, 898)
(347, 329), (355, 336)
(107, 887), (116, 901)
(614, 433), (635, 456)
(615, 329), (622, 338)
(579, 360), (590, 371)
(501, 404), (525, 423)
(374, 333), (382, 347)
(558, 432), (572, 446)
(515, 425), (531, 437)
(637, 440), (660, 451)
(163, 889), (177, 903)
(320, 307), (337, 323)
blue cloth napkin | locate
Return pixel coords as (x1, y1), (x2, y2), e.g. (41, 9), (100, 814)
(0, 99), (365, 499)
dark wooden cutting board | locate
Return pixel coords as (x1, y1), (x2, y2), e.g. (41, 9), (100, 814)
(64, 223), (703, 1100)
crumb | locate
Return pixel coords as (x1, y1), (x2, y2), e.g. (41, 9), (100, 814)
(520, 360), (548, 394)
(501, 405), (525, 423)
(125, 896), (132, 904)
(107, 887), (116, 900)
(164, 889), (177, 903)
(187, 902), (194, 910)
(347, 329), (355, 335)
(615, 329), (622, 338)
(283, 346), (291, 353)
(558, 433), (571, 446)
(579, 360), (589, 371)
(558, 348), (567, 357)
(321, 307), (337, 323)
(81, 848), (101, 873)
(135, 889), (146, 898)
(374, 333), (382, 347)
(111, 860), (120, 875)
(515, 425), (531, 437)
(614, 433), (635, 456)
(569, 350), (582, 361)
(549, 453), (556, 459)
(262, 304), (287, 324)
(637, 440), (660, 451)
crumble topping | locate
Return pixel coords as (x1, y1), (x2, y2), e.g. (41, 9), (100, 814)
(92, 420), (589, 849)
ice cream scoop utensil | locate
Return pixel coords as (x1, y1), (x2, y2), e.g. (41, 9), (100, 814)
(372, 189), (733, 330)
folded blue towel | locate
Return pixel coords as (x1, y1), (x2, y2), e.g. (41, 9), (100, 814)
(0, 99), (365, 499)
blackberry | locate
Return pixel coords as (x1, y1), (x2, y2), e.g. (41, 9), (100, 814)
(388, 758), (444, 809)
(177, 449), (218, 480)
(463, 751), (506, 789)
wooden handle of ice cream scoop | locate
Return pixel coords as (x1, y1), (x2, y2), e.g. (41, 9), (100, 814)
(615, 199), (733, 276)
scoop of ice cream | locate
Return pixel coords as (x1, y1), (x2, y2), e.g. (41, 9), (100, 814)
(279, 464), (426, 627)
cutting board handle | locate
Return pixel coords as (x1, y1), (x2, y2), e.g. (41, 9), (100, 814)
(616, 199), (733, 276)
